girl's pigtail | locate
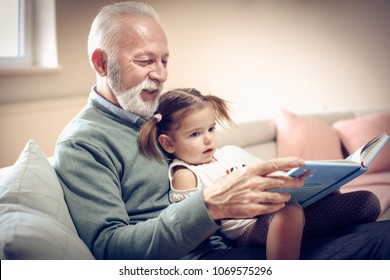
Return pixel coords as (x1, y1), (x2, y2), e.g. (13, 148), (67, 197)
(138, 117), (165, 161)
(207, 95), (234, 127)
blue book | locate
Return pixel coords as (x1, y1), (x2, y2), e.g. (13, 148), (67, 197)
(272, 132), (390, 208)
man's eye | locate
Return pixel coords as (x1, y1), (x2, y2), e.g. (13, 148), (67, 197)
(162, 60), (168, 67)
(134, 60), (152, 66)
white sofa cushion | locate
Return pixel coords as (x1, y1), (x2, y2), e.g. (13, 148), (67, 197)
(0, 140), (77, 231)
(217, 119), (277, 160)
(0, 204), (94, 260)
(0, 140), (94, 259)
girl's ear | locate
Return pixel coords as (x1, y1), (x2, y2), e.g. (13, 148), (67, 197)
(158, 134), (175, 154)
(91, 48), (108, 76)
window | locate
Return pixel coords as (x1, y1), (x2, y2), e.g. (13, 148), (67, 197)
(0, 0), (59, 72)
(0, 0), (32, 66)
(0, 0), (21, 57)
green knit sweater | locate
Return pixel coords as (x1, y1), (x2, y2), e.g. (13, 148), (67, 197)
(54, 94), (225, 259)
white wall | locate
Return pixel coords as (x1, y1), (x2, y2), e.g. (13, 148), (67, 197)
(0, 0), (389, 166)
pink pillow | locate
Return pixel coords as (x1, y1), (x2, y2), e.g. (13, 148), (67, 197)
(333, 113), (390, 173)
(276, 110), (344, 160)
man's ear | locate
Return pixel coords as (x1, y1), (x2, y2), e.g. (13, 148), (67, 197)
(91, 49), (108, 76)
(158, 134), (175, 154)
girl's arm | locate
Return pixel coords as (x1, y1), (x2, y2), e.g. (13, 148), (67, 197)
(171, 165), (198, 190)
(169, 166), (200, 203)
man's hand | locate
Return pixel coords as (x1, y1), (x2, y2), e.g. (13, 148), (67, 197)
(203, 157), (305, 220)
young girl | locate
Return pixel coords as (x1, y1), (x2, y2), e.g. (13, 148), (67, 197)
(139, 88), (381, 259)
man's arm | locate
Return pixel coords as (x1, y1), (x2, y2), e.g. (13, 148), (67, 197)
(54, 140), (219, 260)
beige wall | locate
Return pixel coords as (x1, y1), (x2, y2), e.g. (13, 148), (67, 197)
(0, 96), (87, 167)
(1, 0), (390, 167)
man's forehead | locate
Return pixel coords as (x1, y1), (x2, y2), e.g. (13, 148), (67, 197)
(120, 16), (164, 37)
(119, 17), (168, 53)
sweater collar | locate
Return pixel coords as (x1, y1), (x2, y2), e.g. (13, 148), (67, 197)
(89, 87), (146, 128)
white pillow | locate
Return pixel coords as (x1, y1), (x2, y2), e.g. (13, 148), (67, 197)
(0, 139), (77, 231)
(0, 204), (94, 260)
(0, 140), (94, 259)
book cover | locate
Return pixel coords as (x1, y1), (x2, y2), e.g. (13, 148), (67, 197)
(271, 132), (390, 208)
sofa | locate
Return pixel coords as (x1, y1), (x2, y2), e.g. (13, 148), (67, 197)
(0, 109), (389, 260)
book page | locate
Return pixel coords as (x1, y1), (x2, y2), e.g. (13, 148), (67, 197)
(346, 133), (389, 167)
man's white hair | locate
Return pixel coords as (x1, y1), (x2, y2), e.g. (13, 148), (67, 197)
(87, 1), (159, 63)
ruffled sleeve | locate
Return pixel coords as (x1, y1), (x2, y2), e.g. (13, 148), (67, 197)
(169, 188), (200, 203)
(168, 159), (202, 203)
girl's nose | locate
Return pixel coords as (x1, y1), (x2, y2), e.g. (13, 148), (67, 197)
(204, 134), (212, 145)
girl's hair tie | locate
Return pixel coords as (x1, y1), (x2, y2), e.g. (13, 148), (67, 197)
(153, 113), (162, 123)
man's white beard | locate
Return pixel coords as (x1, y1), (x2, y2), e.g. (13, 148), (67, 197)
(107, 59), (163, 118)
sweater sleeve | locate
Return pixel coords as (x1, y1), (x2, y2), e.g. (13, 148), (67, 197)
(54, 140), (221, 260)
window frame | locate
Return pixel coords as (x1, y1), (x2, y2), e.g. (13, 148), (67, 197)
(0, 0), (59, 74)
(0, 0), (33, 66)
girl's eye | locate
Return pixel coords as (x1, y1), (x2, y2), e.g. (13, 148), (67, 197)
(209, 127), (216, 132)
(190, 132), (200, 137)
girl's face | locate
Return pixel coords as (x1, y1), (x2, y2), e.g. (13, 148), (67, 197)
(161, 105), (217, 165)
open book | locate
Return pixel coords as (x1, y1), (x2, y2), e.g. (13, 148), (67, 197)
(272, 132), (390, 208)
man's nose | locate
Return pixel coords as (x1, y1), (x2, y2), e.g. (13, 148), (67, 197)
(149, 60), (167, 83)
